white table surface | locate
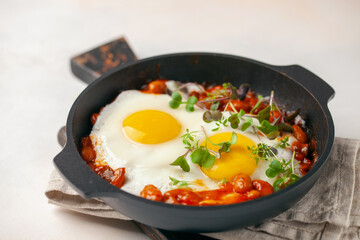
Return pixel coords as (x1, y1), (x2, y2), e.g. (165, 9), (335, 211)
(1, 0), (359, 239)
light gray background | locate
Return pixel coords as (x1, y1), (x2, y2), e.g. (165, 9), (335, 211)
(1, 0), (359, 239)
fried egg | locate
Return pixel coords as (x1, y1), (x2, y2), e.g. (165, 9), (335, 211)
(199, 113), (294, 185)
(90, 90), (294, 195)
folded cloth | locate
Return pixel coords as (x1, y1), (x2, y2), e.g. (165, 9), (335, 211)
(45, 137), (360, 240)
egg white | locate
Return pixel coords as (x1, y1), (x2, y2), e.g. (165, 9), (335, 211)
(91, 90), (218, 194)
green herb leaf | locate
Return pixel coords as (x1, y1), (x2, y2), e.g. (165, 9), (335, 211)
(181, 129), (199, 149)
(169, 100), (181, 109)
(248, 143), (277, 163)
(170, 155), (190, 172)
(212, 111), (222, 121)
(169, 91), (182, 109)
(185, 97), (198, 112)
(267, 130), (280, 140)
(201, 153), (216, 169)
(211, 115), (228, 131)
(250, 95), (263, 113)
(212, 126), (220, 131)
(279, 136), (290, 148)
(228, 83), (239, 100)
(220, 177), (229, 184)
(218, 142), (231, 154)
(190, 148), (216, 169)
(172, 91), (182, 102)
(257, 105), (271, 123)
(169, 177), (190, 188)
(277, 123), (293, 132)
(210, 101), (220, 111)
(228, 113), (240, 129)
(269, 160), (283, 171)
(187, 96), (198, 105)
(284, 108), (300, 122)
(256, 120), (279, 134)
(190, 148), (207, 164)
(170, 92), (198, 112)
(238, 109), (245, 118)
(203, 110), (222, 124)
(169, 176), (180, 185)
(265, 168), (278, 178)
(203, 111), (213, 123)
(230, 132), (238, 144)
(289, 173), (300, 182)
(185, 105), (194, 112)
(241, 118), (253, 131)
(273, 178), (285, 192)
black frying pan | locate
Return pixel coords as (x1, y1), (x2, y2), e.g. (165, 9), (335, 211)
(54, 52), (334, 232)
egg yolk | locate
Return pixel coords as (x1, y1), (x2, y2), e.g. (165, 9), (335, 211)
(201, 132), (257, 181)
(123, 110), (181, 144)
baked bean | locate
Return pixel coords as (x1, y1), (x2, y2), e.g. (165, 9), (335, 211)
(245, 190), (261, 200)
(80, 137), (96, 162)
(142, 80), (168, 94)
(252, 180), (274, 197)
(292, 125), (307, 143)
(90, 113), (99, 125)
(140, 184), (163, 201)
(233, 173), (253, 194)
(163, 189), (201, 205)
(111, 168), (126, 188)
(221, 192), (247, 205)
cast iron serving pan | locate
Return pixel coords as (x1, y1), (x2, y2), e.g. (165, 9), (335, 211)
(54, 52), (335, 232)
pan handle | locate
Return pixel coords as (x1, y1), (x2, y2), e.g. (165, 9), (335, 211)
(70, 37), (138, 84)
(269, 64), (335, 106)
(54, 127), (115, 198)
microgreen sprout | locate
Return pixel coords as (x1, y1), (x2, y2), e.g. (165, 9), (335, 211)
(277, 123), (293, 133)
(210, 101), (220, 111)
(269, 152), (300, 192)
(212, 117), (228, 131)
(202, 110), (222, 123)
(241, 118), (253, 131)
(227, 109), (254, 131)
(202, 129), (238, 154)
(170, 154), (190, 172)
(248, 142), (300, 191)
(284, 108), (300, 122)
(169, 91), (198, 112)
(250, 94), (263, 113)
(170, 127), (238, 172)
(248, 143), (278, 164)
(278, 136), (290, 148)
(256, 120), (279, 139)
(181, 129), (200, 149)
(228, 83), (239, 100)
(226, 100), (238, 113)
(190, 148), (217, 169)
(169, 177), (192, 188)
(219, 177), (229, 184)
(257, 105), (271, 123)
(237, 84), (250, 100)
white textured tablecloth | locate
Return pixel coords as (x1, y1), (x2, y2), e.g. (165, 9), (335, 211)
(46, 137), (360, 239)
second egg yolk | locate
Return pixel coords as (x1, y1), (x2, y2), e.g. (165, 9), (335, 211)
(201, 132), (257, 181)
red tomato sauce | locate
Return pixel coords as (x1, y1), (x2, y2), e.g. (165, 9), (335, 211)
(139, 175), (274, 206)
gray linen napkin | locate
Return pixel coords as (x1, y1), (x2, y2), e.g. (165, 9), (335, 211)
(45, 137), (360, 239)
